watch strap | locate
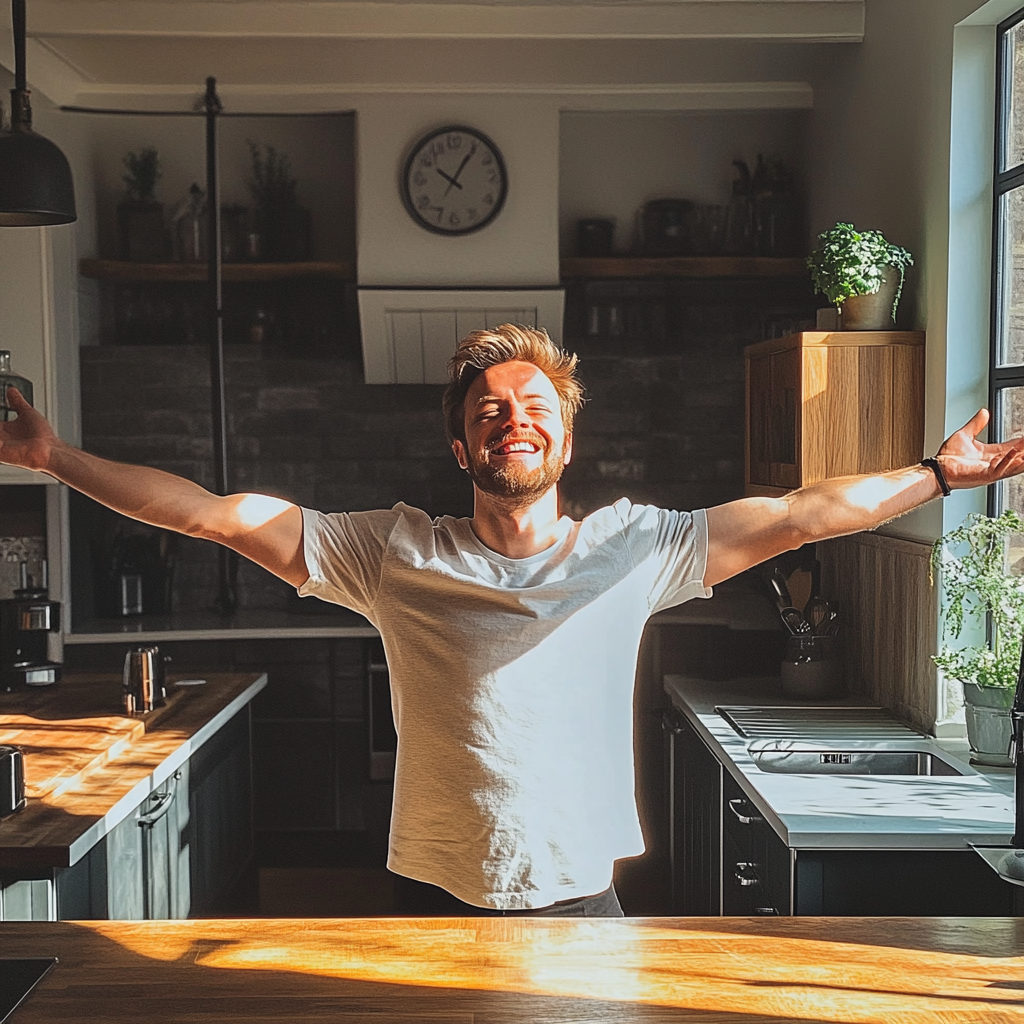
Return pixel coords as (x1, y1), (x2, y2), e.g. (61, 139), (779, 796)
(921, 457), (951, 497)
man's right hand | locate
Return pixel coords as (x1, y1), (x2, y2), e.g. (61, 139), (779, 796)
(0, 386), (58, 472)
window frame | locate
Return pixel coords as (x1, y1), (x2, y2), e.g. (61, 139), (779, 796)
(989, 5), (1024, 516)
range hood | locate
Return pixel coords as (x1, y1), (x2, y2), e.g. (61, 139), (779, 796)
(357, 287), (565, 384)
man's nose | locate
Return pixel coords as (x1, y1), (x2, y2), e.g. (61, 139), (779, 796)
(500, 400), (531, 430)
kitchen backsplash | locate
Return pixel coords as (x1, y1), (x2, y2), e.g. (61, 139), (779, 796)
(76, 274), (814, 617)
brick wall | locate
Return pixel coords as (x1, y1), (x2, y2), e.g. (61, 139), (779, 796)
(77, 274), (814, 614)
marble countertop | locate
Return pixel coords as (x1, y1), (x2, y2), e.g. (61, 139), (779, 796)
(664, 673), (1016, 850)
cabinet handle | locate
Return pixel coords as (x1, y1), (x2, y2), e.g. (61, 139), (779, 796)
(137, 771), (180, 828)
(734, 862), (760, 887)
(728, 797), (764, 825)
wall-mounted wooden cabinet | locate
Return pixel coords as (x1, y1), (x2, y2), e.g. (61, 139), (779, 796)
(745, 331), (925, 497)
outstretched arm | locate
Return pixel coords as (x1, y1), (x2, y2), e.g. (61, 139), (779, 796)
(0, 387), (308, 586)
(704, 409), (1024, 588)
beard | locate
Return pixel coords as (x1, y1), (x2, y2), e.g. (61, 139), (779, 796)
(465, 436), (567, 507)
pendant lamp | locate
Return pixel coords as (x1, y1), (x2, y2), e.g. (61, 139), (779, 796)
(0, 0), (75, 225)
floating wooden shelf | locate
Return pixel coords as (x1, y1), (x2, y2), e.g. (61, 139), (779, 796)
(560, 255), (809, 279)
(79, 258), (355, 283)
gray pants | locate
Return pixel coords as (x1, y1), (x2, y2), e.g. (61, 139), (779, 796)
(396, 877), (624, 917)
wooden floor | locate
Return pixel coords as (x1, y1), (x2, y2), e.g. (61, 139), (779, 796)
(2, 916), (1023, 1022)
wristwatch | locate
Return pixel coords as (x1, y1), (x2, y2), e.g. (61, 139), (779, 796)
(921, 457), (951, 497)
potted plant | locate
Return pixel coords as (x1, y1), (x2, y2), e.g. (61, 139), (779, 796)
(247, 141), (310, 261)
(931, 509), (1024, 766)
(806, 222), (914, 330)
(118, 146), (167, 261)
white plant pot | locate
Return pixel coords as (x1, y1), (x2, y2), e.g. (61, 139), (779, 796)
(840, 265), (901, 330)
(962, 680), (1014, 767)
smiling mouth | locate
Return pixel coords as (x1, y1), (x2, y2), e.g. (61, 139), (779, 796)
(489, 439), (542, 456)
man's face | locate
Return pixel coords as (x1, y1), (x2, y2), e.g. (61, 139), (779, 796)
(453, 361), (572, 505)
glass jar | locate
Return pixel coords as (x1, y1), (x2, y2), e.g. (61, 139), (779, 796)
(0, 350), (33, 421)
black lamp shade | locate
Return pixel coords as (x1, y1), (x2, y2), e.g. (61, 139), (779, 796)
(0, 128), (76, 225)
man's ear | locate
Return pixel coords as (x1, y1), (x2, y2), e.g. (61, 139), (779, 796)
(563, 433), (573, 467)
(452, 439), (469, 470)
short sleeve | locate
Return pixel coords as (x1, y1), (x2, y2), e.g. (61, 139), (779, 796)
(617, 501), (713, 613)
(296, 507), (404, 616)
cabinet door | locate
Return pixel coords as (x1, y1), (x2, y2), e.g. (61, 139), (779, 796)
(746, 354), (772, 487)
(768, 347), (800, 489)
(142, 767), (190, 920)
(722, 773), (791, 916)
(666, 710), (722, 915)
(188, 708), (254, 916)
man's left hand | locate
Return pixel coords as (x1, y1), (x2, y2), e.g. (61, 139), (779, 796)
(937, 409), (1024, 489)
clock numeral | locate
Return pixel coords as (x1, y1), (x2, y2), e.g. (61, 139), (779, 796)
(413, 170), (427, 187)
(466, 208), (478, 222)
(449, 211), (461, 228)
(481, 154), (493, 166)
(432, 206), (445, 223)
(486, 171), (497, 184)
(446, 133), (462, 150)
(420, 155), (433, 169)
(432, 141), (446, 157)
(417, 195), (430, 210)
(482, 193), (494, 207)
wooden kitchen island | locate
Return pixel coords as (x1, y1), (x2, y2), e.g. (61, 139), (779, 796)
(0, 915), (1022, 1022)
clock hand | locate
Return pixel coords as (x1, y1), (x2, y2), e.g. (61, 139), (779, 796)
(435, 167), (463, 193)
(442, 148), (476, 196)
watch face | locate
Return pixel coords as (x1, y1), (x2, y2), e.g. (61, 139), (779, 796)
(402, 126), (508, 236)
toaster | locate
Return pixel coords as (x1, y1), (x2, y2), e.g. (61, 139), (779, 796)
(0, 745), (25, 817)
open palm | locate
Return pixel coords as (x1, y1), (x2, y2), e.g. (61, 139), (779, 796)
(938, 409), (1024, 489)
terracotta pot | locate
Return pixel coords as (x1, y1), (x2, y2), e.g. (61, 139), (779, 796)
(962, 680), (1014, 767)
(840, 265), (900, 330)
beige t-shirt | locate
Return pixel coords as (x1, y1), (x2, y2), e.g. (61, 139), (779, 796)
(298, 498), (710, 909)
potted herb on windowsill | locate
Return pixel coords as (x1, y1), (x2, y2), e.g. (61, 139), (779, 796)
(807, 222), (914, 330)
(931, 510), (1024, 766)
(118, 146), (167, 262)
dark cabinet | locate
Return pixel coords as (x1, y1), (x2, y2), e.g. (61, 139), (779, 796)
(721, 772), (790, 916)
(51, 706), (253, 920)
(667, 707), (1016, 917)
(664, 706), (721, 915)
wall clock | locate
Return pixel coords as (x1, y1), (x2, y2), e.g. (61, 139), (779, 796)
(401, 125), (508, 236)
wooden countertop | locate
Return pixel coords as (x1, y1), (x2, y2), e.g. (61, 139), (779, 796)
(1, 916), (1022, 1022)
(0, 672), (266, 869)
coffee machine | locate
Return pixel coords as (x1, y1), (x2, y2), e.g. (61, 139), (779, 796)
(0, 561), (61, 692)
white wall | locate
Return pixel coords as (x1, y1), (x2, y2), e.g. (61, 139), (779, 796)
(559, 109), (809, 255)
(806, 0), (999, 544)
(356, 95), (560, 287)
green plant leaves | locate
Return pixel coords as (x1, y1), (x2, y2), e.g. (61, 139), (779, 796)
(932, 509), (1024, 688)
(806, 221), (914, 315)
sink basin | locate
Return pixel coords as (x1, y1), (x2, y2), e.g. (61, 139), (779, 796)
(750, 747), (967, 776)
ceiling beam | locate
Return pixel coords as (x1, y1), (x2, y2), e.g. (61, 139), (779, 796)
(30, 1), (864, 42)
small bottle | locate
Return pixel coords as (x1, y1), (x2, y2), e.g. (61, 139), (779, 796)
(0, 350), (33, 422)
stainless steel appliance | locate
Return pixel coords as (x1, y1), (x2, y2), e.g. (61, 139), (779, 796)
(123, 645), (167, 714)
(0, 562), (61, 691)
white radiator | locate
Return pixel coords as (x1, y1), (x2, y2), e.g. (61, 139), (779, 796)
(357, 288), (565, 384)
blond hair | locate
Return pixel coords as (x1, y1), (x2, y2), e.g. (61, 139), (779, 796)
(442, 324), (585, 444)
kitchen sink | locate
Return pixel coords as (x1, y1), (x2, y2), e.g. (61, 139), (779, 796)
(749, 747), (967, 776)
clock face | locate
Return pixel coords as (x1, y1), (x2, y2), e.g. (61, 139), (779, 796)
(401, 126), (508, 236)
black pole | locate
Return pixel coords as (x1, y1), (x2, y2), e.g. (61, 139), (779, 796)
(204, 77), (236, 615)
(1011, 642), (1024, 847)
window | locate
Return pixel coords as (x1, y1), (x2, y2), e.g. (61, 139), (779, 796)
(992, 9), (1024, 526)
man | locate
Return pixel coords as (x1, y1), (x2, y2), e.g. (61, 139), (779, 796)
(1, 324), (1022, 917)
